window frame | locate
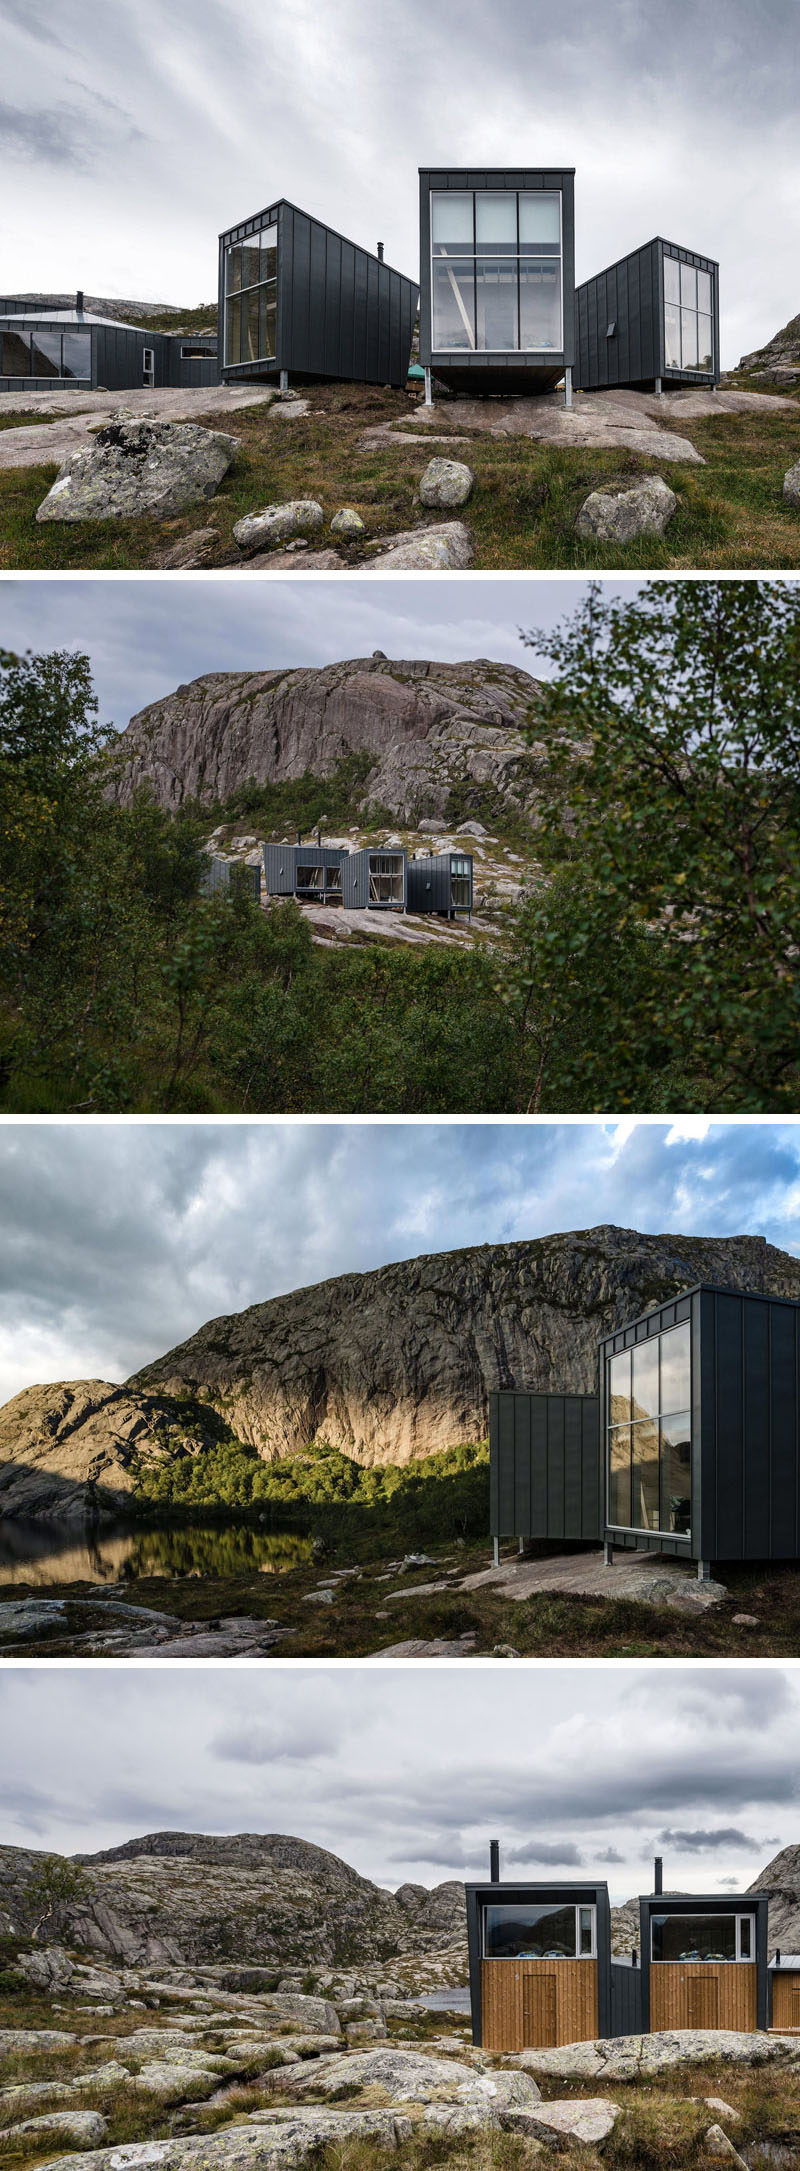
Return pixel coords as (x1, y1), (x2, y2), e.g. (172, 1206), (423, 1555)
(429, 187), (564, 357)
(662, 251), (714, 376)
(606, 1320), (692, 1543)
(650, 1911), (756, 1964)
(224, 220), (278, 368)
(482, 1900), (597, 1961)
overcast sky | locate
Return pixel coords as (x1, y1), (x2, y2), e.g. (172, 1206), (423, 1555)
(0, 1663), (795, 1904)
(2, 576), (632, 733)
(2, 0), (797, 367)
(3, 1118), (800, 1407)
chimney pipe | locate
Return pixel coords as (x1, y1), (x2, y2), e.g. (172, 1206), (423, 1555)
(489, 1840), (500, 1883)
(776, 1947), (781, 1966)
(76, 289), (84, 316)
(377, 241), (384, 261)
(632, 1948), (638, 1968)
(317, 827), (322, 846)
(297, 829), (302, 845)
(654, 1856), (663, 1896)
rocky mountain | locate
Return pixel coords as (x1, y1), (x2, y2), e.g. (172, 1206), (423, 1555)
(104, 655), (546, 826)
(2, 1225), (799, 1520)
(747, 1846), (800, 1952)
(736, 311), (800, 389)
(0, 1831), (467, 1975)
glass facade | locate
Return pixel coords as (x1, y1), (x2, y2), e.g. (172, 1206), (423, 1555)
(483, 1901), (596, 1959)
(450, 856), (472, 908)
(431, 189), (562, 354)
(1, 327), (90, 380)
(607, 1321), (691, 1536)
(225, 222), (277, 367)
(651, 1913), (754, 1964)
(663, 254), (713, 373)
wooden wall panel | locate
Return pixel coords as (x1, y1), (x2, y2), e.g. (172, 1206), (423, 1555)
(650, 1964), (757, 2031)
(771, 1974), (800, 2031)
(481, 1960), (598, 2050)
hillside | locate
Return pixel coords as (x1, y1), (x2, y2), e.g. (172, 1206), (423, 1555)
(736, 310), (800, 390)
(0, 1831), (466, 1975)
(104, 655), (546, 826)
(1, 1225), (799, 1521)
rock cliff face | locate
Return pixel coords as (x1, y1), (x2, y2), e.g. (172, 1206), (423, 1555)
(105, 656), (544, 823)
(0, 1381), (226, 1523)
(0, 1833), (467, 1972)
(133, 1225), (800, 1467)
(747, 1846), (800, 1949)
(737, 312), (800, 389)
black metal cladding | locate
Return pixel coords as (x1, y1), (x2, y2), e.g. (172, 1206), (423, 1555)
(575, 236), (719, 390)
(490, 1392), (602, 1543)
(638, 1892), (769, 2031)
(406, 852), (473, 918)
(419, 167), (575, 391)
(466, 1882), (613, 2047)
(610, 1960), (643, 2037)
(218, 198), (418, 388)
(263, 843), (346, 901)
(599, 1284), (800, 1563)
(340, 848), (407, 910)
(0, 312), (218, 393)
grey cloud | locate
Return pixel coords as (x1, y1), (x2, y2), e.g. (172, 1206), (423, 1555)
(0, 101), (91, 167)
(509, 1841), (586, 1867)
(657, 1827), (763, 1853)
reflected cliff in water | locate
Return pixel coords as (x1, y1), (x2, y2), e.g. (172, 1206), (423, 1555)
(0, 1519), (313, 1588)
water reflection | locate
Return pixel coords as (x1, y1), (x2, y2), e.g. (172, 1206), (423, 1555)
(0, 1519), (313, 1588)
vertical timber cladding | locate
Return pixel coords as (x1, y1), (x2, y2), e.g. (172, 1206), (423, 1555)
(771, 1972), (800, 2030)
(466, 1883), (612, 2050)
(489, 1392), (602, 1542)
(481, 1960), (598, 2050)
(639, 1894), (770, 2033)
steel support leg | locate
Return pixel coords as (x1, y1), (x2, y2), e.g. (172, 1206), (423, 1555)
(564, 364), (573, 409)
(493, 1536), (500, 1567)
(424, 366), (432, 406)
(604, 1538), (614, 1567)
(654, 375), (662, 397)
(697, 1558), (712, 1582)
(279, 369), (289, 392)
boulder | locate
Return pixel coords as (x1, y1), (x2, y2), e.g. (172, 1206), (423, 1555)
(36, 2114), (414, 2171)
(258, 1994), (340, 2036)
(0, 2084), (74, 2108)
(156, 527), (219, 569)
(0, 1599), (69, 1641)
(330, 508), (365, 535)
(0, 2030), (77, 2052)
(268, 2043), (540, 2119)
(456, 821), (488, 838)
(502, 2098), (618, 2146)
(233, 502), (324, 553)
(513, 2029), (800, 2083)
(705, 2099), (741, 2121)
(131, 2061), (230, 2103)
(36, 422), (238, 523)
(368, 521), (472, 569)
(705, 2124), (749, 2166)
(575, 475), (678, 542)
(418, 457), (474, 508)
(783, 460), (800, 508)
(5, 2112), (108, 2145)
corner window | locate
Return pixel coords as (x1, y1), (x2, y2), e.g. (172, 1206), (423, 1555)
(607, 1322), (691, 1537)
(483, 1902), (596, 1960)
(651, 1913), (754, 1964)
(2, 329), (32, 376)
(61, 331), (91, 380)
(225, 222), (277, 366)
(431, 188), (562, 354)
(663, 253), (713, 374)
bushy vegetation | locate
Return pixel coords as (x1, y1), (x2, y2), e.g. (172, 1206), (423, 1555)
(2, 581), (799, 1111)
(133, 1436), (490, 1554)
(202, 749), (386, 839)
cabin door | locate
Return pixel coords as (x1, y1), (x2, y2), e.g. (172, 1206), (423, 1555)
(686, 1973), (719, 2028)
(523, 1974), (557, 2048)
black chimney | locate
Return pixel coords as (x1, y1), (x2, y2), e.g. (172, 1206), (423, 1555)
(76, 290), (84, 316)
(654, 1855), (663, 1895)
(632, 1948), (639, 1967)
(317, 827), (322, 846)
(377, 241), (384, 261)
(776, 1947), (781, 1966)
(489, 1840), (500, 1883)
(297, 829), (302, 845)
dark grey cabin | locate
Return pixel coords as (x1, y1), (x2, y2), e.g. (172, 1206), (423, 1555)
(467, 1855), (612, 2050)
(340, 848), (407, 910)
(638, 1886), (768, 2032)
(600, 1284), (800, 1572)
(218, 199), (418, 388)
(0, 301), (218, 393)
(263, 843), (345, 904)
(575, 238), (719, 392)
(418, 167), (575, 400)
(200, 855), (261, 900)
(489, 1392), (601, 1554)
(406, 851), (473, 918)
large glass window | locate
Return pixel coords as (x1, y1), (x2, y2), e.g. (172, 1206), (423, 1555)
(30, 330), (61, 377)
(1, 329), (31, 376)
(431, 188), (562, 354)
(61, 331), (91, 379)
(651, 1914), (754, 1963)
(484, 1902), (596, 1960)
(225, 222), (277, 367)
(607, 1322), (691, 1536)
(663, 253), (713, 373)
(450, 857), (472, 909)
(1, 328), (90, 380)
